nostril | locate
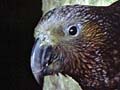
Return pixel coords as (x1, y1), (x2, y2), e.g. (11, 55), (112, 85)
(39, 34), (49, 42)
(42, 35), (46, 41)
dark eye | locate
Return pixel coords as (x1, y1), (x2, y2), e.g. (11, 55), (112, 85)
(69, 26), (78, 35)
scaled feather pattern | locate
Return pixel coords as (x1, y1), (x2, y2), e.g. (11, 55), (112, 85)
(31, 1), (120, 90)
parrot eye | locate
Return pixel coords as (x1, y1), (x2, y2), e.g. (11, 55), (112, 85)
(68, 26), (78, 35)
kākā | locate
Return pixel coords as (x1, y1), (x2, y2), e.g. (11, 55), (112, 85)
(31, 1), (120, 90)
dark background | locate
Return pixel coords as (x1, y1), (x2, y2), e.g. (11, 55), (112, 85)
(0, 0), (42, 89)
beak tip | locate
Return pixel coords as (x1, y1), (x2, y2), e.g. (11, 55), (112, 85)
(32, 72), (44, 88)
(31, 54), (44, 84)
(32, 72), (43, 84)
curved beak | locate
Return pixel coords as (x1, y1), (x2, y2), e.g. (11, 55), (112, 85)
(30, 38), (53, 83)
(31, 37), (64, 85)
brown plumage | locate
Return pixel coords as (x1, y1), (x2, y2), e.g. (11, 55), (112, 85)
(31, 1), (120, 90)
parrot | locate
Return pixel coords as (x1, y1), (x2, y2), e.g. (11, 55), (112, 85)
(31, 0), (120, 90)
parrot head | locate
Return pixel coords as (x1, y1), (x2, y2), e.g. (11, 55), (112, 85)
(30, 1), (120, 89)
(31, 4), (106, 83)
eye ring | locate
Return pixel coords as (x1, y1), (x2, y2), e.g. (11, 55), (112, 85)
(68, 26), (78, 36)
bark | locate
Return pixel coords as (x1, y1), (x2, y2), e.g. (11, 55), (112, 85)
(43, 73), (82, 90)
(42, 0), (117, 13)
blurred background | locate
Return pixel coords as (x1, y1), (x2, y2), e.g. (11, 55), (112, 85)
(0, 0), (116, 90)
(0, 0), (42, 90)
